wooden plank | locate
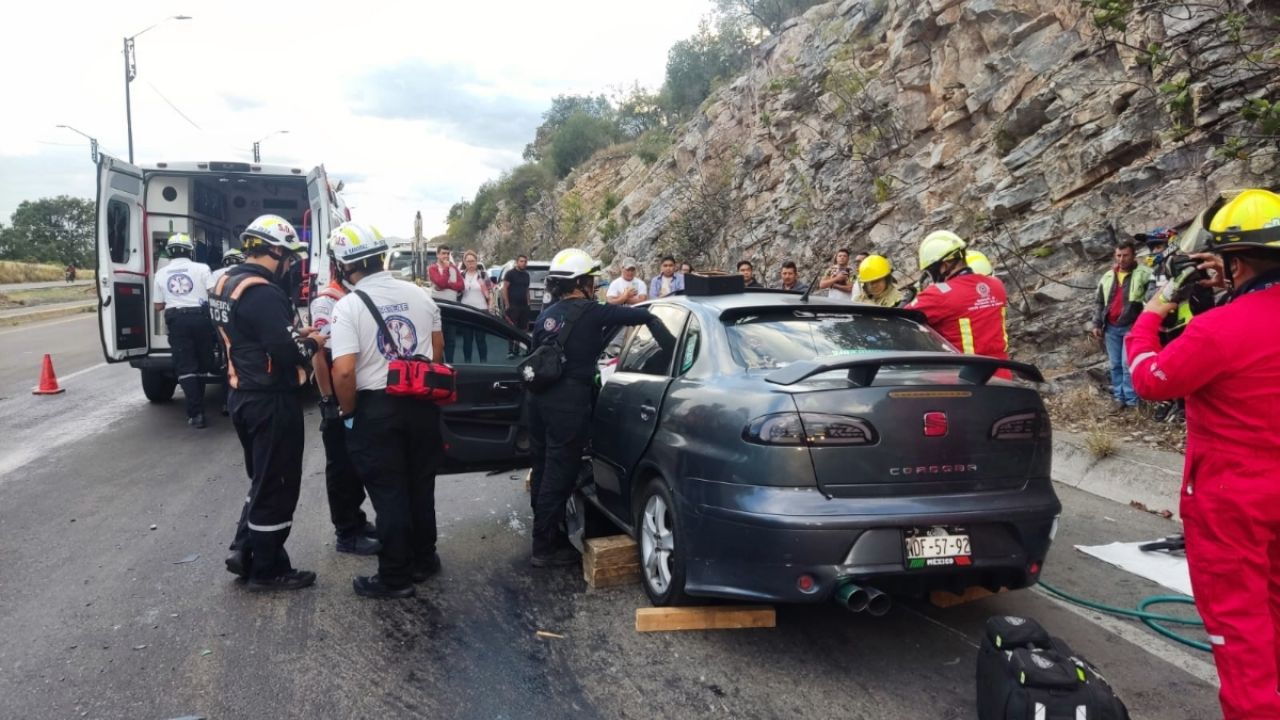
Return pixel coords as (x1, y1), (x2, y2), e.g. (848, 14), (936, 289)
(929, 586), (1005, 608)
(584, 535), (638, 568)
(635, 605), (776, 633)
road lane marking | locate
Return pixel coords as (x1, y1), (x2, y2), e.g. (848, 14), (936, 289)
(55, 362), (109, 383)
(1031, 586), (1220, 688)
(0, 313), (95, 336)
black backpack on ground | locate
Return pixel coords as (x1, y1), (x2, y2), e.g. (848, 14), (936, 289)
(977, 616), (1130, 720)
(518, 300), (590, 393)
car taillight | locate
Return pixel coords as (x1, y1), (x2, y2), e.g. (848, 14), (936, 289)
(743, 413), (878, 447)
(990, 412), (1041, 440)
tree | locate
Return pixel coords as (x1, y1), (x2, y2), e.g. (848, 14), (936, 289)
(546, 112), (620, 178)
(713, 0), (824, 36)
(0, 196), (96, 266)
(663, 22), (750, 115)
(524, 94), (615, 162)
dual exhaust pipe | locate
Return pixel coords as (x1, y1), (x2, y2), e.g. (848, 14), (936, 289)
(835, 581), (891, 616)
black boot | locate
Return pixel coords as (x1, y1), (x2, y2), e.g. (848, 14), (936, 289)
(353, 575), (414, 599)
(189, 413), (207, 429)
(225, 548), (250, 579)
(336, 534), (381, 556)
(410, 553), (442, 583)
(531, 546), (580, 568)
(246, 569), (316, 592)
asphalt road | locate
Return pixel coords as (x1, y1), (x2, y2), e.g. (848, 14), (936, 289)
(0, 318), (1220, 719)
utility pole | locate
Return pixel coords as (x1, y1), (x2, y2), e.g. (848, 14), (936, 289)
(413, 211), (424, 283)
(252, 130), (288, 163)
(121, 15), (192, 164)
(57, 125), (100, 163)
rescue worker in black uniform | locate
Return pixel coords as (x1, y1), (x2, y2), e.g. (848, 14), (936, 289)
(152, 233), (214, 428)
(211, 214), (325, 592)
(527, 249), (675, 567)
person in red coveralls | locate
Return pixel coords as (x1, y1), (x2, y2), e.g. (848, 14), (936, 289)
(906, 230), (1009, 362)
(1126, 188), (1280, 719)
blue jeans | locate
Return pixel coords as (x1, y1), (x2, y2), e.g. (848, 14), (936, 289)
(1105, 324), (1137, 406)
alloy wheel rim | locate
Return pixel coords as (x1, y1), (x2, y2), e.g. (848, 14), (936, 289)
(641, 494), (674, 594)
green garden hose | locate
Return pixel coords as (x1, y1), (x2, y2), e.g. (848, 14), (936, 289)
(1037, 580), (1211, 652)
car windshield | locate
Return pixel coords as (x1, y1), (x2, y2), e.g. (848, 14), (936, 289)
(387, 249), (435, 272)
(526, 268), (549, 286)
(723, 310), (949, 369)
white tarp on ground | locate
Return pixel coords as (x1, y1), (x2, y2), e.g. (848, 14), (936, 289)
(1076, 541), (1194, 596)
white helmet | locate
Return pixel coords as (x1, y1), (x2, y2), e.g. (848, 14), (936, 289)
(241, 214), (304, 252)
(329, 222), (389, 265)
(548, 248), (601, 280)
(166, 233), (194, 254)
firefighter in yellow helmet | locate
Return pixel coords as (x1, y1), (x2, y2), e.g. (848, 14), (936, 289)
(1126, 188), (1280, 718)
(854, 255), (903, 307)
(966, 250), (994, 276)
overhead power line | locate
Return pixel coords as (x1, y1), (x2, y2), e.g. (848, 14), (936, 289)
(141, 79), (202, 131)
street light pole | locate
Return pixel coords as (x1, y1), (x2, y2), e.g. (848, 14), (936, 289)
(56, 125), (100, 163)
(122, 15), (192, 164)
(252, 130), (289, 163)
(123, 37), (136, 163)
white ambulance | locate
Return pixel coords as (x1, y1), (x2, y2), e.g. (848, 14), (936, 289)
(95, 155), (349, 401)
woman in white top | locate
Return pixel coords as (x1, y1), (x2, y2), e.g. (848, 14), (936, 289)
(459, 250), (492, 363)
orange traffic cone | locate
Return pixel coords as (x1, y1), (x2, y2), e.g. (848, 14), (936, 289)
(32, 354), (66, 395)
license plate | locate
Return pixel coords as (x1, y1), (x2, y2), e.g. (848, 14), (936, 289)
(904, 526), (971, 569)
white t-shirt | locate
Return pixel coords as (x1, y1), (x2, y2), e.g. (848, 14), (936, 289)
(330, 272), (442, 391)
(153, 258), (212, 308)
(309, 286), (345, 337)
(430, 263), (461, 301)
(460, 271), (488, 311)
(207, 266), (230, 291)
(607, 277), (646, 300)
(825, 266), (854, 301)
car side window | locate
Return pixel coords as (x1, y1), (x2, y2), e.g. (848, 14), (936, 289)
(442, 317), (527, 367)
(618, 305), (687, 376)
(679, 316), (701, 375)
(107, 199), (130, 263)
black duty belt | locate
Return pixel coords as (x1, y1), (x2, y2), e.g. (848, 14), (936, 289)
(166, 307), (207, 315)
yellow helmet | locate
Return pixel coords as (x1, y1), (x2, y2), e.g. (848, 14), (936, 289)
(1208, 188), (1280, 252)
(966, 250), (993, 275)
(918, 230), (966, 270)
(857, 254), (892, 283)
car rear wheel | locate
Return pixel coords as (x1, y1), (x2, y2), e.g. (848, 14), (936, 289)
(638, 478), (691, 606)
(140, 369), (176, 403)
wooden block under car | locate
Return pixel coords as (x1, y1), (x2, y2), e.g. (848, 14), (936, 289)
(583, 535), (641, 589)
(635, 605), (776, 633)
(583, 535), (639, 568)
(929, 586), (1006, 608)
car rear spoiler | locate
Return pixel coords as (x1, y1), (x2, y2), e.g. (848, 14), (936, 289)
(764, 351), (1045, 387)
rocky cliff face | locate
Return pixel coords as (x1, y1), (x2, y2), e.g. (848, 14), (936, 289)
(476, 0), (1279, 380)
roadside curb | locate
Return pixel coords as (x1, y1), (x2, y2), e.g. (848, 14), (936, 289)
(0, 302), (96, 327)
(1052, 430), (1184, 521)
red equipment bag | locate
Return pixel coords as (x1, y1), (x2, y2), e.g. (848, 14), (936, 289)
(355, 290), (456, 405)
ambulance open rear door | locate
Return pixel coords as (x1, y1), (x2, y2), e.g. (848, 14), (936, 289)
(96, 154), (150, 362)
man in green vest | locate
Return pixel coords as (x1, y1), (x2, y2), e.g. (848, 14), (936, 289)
(1091, 239), (1153, 411)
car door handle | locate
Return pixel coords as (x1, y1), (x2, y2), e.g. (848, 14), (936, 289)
(492, 381), (521, 393)
(639, 404), (657, 421)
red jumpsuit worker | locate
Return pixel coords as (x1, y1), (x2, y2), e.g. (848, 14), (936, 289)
(906, 230), (1010, 363)
(1126, 188), (1280, 719)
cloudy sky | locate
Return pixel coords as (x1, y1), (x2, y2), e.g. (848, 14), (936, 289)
(1, 1), (711, 236)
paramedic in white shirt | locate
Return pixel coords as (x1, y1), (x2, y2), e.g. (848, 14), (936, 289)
(152, 233), (214, 428)
(606, 258), (648, 305)
(328, 222), (445, 600)
(207, 248), (245, 290)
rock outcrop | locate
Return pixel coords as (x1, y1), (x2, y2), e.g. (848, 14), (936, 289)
(475, 0), (1279, 379)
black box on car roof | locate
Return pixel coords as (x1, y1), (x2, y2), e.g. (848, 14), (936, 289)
(685, 272), (744, 296)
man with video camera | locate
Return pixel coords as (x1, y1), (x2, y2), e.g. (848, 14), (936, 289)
(1127, 188), (1280, 718)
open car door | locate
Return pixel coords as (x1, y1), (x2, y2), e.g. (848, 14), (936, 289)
(436, 303), (534, 474)
(96, 154), (149, 362)
(306, 165), (344, 298)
